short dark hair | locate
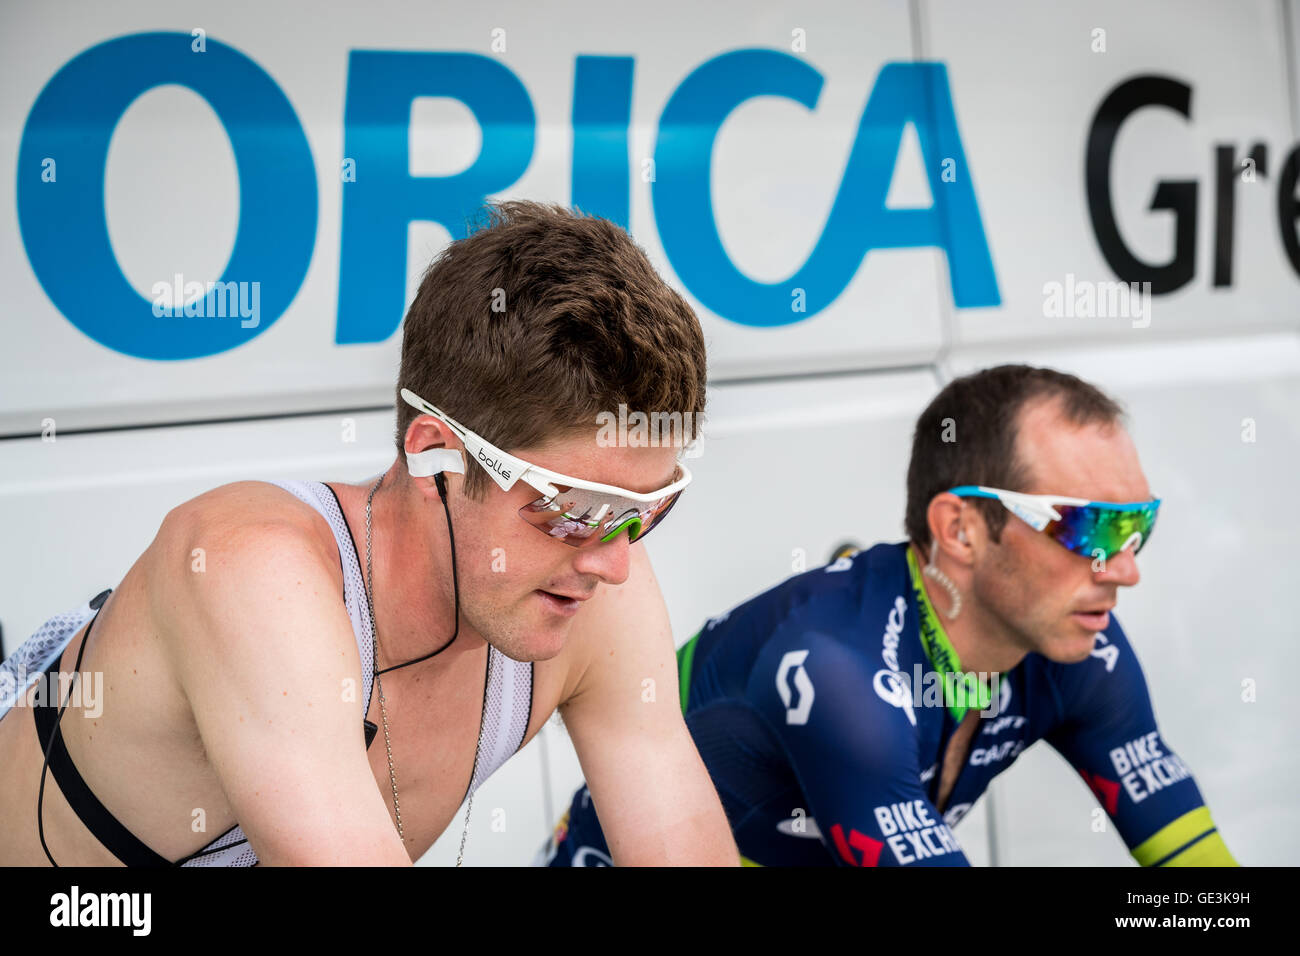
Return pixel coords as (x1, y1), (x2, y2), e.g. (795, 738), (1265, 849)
(904, 365), (1126, 550)
(395, 200), (708, 500)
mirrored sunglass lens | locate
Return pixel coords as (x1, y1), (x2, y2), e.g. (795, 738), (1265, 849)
(595, 493), (682, 544)
(1048, 504), (1158, 558)
(518, 497), (605, 542)
(625, 491), (681, 541)
(518, 490), (682, 547)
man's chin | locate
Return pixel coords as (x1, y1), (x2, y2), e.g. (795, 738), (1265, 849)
(1040, 629), (1098, 665)
(495, 617), (572, 663)
(517, 633), (568, 663)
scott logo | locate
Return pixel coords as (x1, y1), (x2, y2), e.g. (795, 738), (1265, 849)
(775, 649), (815, 725)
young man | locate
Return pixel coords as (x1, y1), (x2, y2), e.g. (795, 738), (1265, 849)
(542, 365), (1238, 867)
(0, 201), (738, 867)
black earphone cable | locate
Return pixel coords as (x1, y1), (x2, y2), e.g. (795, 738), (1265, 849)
(36, 473), (458, 866)
(375, 470), (461, 676)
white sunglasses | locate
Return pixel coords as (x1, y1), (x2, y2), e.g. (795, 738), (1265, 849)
(947, 485), (1161, 559)
(400, 388), (692, 547)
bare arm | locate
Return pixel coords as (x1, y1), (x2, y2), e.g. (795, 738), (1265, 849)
(559, 545), (738, 866)
(151, 498), (409, 865)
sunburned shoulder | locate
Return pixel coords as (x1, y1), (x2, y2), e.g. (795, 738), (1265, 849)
(163, 480), (328, 544)
(145, 480), (345, 637)
(158, 481), (344, 575)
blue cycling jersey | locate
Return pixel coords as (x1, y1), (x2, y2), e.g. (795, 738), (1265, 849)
(542, 541), (1235, 866)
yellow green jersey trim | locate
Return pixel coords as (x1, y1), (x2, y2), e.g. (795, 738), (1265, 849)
(1131, 805), (1238, 866)
(905, 546), (996, 722)
(677, 631), (700, 712)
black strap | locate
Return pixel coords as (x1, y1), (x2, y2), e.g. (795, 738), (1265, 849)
(317, 481), (427, 747)
(373, 473), (460, 675)
(35, 590), (172, 867)
(171, 823), (248, 865)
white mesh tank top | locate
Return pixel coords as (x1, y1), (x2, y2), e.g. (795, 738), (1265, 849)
(0, 478), (534, 867)
(173, 479), (534, 866)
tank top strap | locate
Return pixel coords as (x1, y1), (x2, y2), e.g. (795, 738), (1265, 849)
(262, 479), (376, 721)
(184, 478), (379, 868)
(467, 646), (534, 795)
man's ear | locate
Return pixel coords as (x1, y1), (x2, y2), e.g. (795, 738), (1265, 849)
(406, 448), (465, 478)
(403, 414), (466, 474)
(927, 492), (974, 566)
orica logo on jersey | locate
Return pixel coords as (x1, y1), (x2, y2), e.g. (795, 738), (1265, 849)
(1090, 631), (1120, 672)
(879, 594), (907, 670)
(775, 649), (815, 725)
(873, 669), (916, 727)
(873, 594), (916, 725)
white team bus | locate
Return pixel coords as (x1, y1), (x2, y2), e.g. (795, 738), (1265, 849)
(1, 0), (1296, 865)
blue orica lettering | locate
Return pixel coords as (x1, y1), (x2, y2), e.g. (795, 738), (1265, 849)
(18, 34), (999, 360)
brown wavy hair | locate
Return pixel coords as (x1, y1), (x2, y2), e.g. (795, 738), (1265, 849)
(395, 200), (708, 499)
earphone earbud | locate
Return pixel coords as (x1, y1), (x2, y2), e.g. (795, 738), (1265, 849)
(405, 448), (466, 478)
(958, 528), (968, 544)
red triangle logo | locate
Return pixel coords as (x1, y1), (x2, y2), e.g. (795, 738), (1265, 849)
(831, 823), (886, 867)
(1079, 768), (1121, 815)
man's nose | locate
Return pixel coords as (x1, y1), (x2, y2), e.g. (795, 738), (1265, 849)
(1094, 545), (1141, 587)
(572, 529), (632, 585)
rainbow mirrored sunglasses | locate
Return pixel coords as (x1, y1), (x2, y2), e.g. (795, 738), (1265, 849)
(947, 485), (1161, 560)
(401, 389), (692, 548)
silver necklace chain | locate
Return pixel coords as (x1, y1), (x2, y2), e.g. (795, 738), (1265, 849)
(365, 472), (474, 867)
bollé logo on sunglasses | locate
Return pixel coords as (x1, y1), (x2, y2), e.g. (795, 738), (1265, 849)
(477, 448), (511, 482)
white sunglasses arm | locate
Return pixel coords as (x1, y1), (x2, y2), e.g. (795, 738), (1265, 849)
(520, 460), (693, 501)
(991, 489), (1091, 529)
(401, 388), (525, 492)
(400, 387), (692, 500)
